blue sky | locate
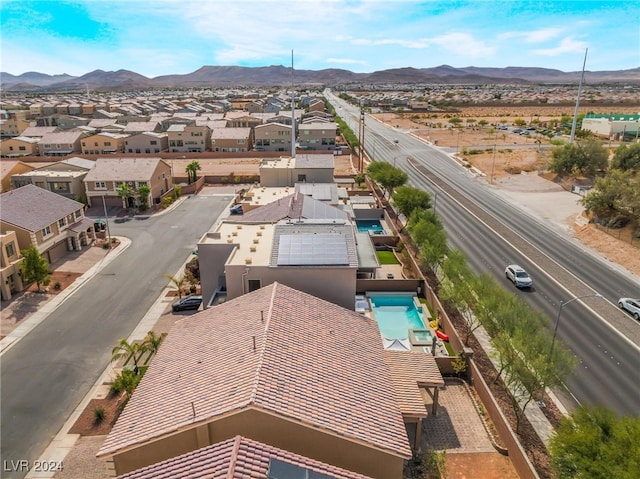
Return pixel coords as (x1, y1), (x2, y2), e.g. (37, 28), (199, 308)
(1, 0), (638, 77)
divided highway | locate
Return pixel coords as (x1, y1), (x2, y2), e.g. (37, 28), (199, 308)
(327, 90), (640, 417)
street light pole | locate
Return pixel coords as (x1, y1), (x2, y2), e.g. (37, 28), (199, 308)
(549, 293), (603, 361)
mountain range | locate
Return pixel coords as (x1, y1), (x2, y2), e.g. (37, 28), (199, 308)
(1, 65), (639, 92)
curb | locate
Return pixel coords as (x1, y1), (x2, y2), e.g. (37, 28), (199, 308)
(0, 238), (131, 356)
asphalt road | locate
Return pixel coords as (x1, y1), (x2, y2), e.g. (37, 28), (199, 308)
(328, 90), (640, 417)
(0, 192), (232, 478)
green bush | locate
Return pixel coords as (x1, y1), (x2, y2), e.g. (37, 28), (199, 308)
(93, 407), (106, 424)
(102, 242), (111, 249)
(53, 282), (61, 291)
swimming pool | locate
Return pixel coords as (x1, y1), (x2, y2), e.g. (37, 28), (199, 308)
(356, 219), (384, 234)
(368, 294), (426, 339)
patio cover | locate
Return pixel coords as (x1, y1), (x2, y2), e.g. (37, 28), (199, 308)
(68, 217), (95, 233)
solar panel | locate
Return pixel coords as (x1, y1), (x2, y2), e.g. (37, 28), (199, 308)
(277, 233), (349, 266)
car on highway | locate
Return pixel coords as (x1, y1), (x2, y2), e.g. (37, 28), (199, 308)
(393, 138), (399, 143)
(505, 264), (533, 289)
(171, 295), (203, 312)
(618, 297), (640, 320)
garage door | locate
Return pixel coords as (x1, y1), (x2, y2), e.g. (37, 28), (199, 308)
(46, 240), (69, 264)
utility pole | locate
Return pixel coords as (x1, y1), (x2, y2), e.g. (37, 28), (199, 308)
(291, 50), (296, 158)
(101, 195), (112, 249)
(570, 48), (588, 143)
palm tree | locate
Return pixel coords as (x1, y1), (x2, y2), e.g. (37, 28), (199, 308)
(116, 183), (134, 209)
(137, 184), (151, 210)
(165, 273), (186, 298)
(141, 331), (167, 365)
(111, 338), (144, 374)
(185, 161), (201, 184)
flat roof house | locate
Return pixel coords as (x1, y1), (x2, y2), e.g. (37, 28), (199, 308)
(97, 283), (412, 478)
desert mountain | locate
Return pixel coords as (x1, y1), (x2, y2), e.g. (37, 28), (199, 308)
(1, 65), (638, 91)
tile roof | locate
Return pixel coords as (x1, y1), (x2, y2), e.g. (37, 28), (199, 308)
(210, 127), (251, 139)
(98, 283), (410, 459)
(383, 351), (445, 417)
(117, 435), (376, 479)
(83, 157), (163, 182)
(0, 184), (84, 231)
(238, 191), (346, 224)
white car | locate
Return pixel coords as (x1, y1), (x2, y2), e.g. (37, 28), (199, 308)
(505, 264), (533, 289)
(618, 298), (640, 320)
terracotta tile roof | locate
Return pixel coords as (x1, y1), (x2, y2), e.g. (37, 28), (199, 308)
(210, 127), (251, 139)
(98, 283), (410, 459)
(84, 157), (162, 182)
(116, 435), (375, 479)
(383, 351), (444, 417)
(0, 184), (84, 231)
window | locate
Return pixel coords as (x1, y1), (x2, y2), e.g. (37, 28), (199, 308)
(94, 142), (99, 146)
(137, 181), (148, 187)
(19, 146), (26, 151)
(237, 139), (245, 144)
(150, 140), (157, 145)
(42, 225), (52, 237)
(104, 141), (111, 146)
(82, 142), (86, 146)
(95, 181), (106, 189)
(51, 182), (70, 193)
(9, 146), (13, 151)
(5, 242), (16, 258)
(59, 218), (66, 227)
(248, 279), (261, 292)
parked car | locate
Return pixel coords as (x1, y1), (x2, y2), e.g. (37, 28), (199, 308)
(618, 297), (640, 320)
(171, 295), (203, 312)
(505, 264), (533, 288)
(229, 204), (243, 215)
(393, 138), (399, 144)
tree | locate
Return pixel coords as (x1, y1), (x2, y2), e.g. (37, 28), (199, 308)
(137, 184), (151, 210)
(165, 273), (186, 298)
(111, 338), (144, 374)
(611, 143), (640, 171)
(185, 160), (201, 184)
(448, 117), (463, 127)
(366, 161), (407, 198)
(20, 245), (50, 292)
(116, 183), (134, 208)
(550, 406), (640, 479)
(548, 140), (608, 177)
(581, 169), (634, 218)
(392, 185), (432, 221)
(141, 330), (167, 365)
(353, 173), (365, 188)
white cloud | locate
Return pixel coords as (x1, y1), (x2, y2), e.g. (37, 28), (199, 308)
(533, 37), (589, 56)
(326, 57), (368, 65)
(430, 33), (495, 58)
(500, 27), (564, 43)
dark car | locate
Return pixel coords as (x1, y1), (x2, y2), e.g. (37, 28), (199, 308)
(171, 295), (202, 312)
(229, 204), (243, 215)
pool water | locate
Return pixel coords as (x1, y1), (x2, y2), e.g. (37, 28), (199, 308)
(356, 219), (384, 234)
(369, 294), (425, 339)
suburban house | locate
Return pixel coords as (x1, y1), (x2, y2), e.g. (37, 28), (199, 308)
(97, 283), (413, 478)
(17, 125), (58, 139)
(38, 131), (86, 156)
(210, 127), (253, 152)
(167, 124), (210, 153)
(224, 112), (263, 129)
(297, 122), (337, 150)
(307, 98), (326, 112)
(11, 157), (96, 200)
(0, 111), (31, 137)
(121, 121), (161, 135)
(253, 123), (292, 152)
(0, 136), (41, 158)
(124, 132), (168, 154)
(81, 132), (128, 155)
(83, 157), (172, 208)
(0, 231), (25, 301)
(113, 435), (377, 479)
(259, 154), (335, 187)
(0, 160), (36, 192)
(0, 184), (95, 263)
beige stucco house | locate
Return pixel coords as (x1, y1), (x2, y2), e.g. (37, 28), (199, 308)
(0, 231), (25, 301)
(38, 131), (86, 156)
(298, 122), (337, 150)
(167, 124), (210, 153)
(210, 127), (252, 152)
(124, 132), (168, 154)
(97, 283), (412, 478)
(0, 160), (35, 192)
(81, 132), (128, 155)
(253, 123), (292, 152)
(11, 157), (95, 201)
(0, 184), (95, 263)
(0, 136), (40, 158)
(83, 157), (172, 208)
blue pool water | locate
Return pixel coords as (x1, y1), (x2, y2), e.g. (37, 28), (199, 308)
(369, 294), (425, 339)
(356, 219), (384, 233)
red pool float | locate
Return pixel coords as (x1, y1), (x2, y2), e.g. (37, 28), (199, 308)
(436, 330), (449, 342)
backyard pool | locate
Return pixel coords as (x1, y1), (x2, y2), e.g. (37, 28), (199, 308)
(356, 219), (385, 234)
(368, 294), (426, 339)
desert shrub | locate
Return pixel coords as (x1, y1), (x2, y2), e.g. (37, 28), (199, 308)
(162, 196), (173, 208)
(603, 215), (630, 229)
(53, 282), (61, 291)
(467, 149), (482, 155)
(102, 242), (111, 249)
(221, 177), (229, 184)
(93, 407), (106, 424)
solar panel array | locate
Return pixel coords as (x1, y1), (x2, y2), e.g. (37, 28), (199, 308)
(277, 233), (349, 265)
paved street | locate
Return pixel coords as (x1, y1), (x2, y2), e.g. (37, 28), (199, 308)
(0, 189), (233, 479)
